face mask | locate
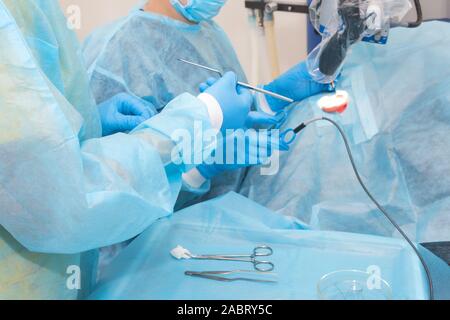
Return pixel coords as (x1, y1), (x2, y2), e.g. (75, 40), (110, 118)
(170, 0), (227, 23)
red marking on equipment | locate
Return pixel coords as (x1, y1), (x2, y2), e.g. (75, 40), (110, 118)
(318, 90), (349, 114)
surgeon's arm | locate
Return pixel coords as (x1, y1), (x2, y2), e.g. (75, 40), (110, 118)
(0, 0), (246, 254)
(0, 65), (249, 254)
(0, 93), (215, 254)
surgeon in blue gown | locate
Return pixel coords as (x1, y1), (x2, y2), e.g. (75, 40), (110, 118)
(83, 0), (331, 202)
(81, 0), (332, 275)
(0, 0), (281, 299)
(0, 0), (329, 298)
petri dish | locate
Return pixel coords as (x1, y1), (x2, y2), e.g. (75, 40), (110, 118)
(317, 270), (392, 300)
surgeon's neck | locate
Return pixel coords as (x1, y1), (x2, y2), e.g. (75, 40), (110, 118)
(143, 0), (194, 24)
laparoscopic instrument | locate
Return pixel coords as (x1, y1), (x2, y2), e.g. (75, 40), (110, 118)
(178, 58), (294, 104)
(171, 245), (275, 272)
(185, 270), (278, 283)
(280, 117), (434, 300)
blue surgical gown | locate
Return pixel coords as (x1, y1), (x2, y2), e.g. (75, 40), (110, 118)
(0, 0), (216, 258)
(240, 22), (450, 243)
(82, 6), (248, 202)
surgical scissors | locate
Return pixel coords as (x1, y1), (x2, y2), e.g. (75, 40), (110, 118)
(178, 58), (294, 104)
(187, 245), (275, 272)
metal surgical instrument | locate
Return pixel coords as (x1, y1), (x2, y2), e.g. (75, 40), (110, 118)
(178, 245), (275, 272)
(178, 58), (294, 104)
(185, 270), (278, 283)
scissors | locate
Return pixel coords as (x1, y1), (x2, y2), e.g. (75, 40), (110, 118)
(186, 245), (275, 272)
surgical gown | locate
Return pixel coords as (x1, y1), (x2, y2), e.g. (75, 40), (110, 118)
(83, 6), (248, 202)
(240, 21), (450, 243)
(0, 0), (217, 298)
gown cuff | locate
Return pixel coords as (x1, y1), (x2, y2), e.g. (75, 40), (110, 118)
(198, 93), (223, 131)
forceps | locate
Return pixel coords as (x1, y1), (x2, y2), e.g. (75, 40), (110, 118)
(187, 245), (275, 272)
(178, 58), (294, 104)
(185, 270), (278, 283)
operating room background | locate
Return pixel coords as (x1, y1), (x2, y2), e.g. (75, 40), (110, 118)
(59, 0), (450, 79)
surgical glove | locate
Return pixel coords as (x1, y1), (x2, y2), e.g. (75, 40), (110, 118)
(199, 77), (283, 129)
(245, 111), (286, 129)
(197, 130), (288, 179)
(98, 93), (158, 136)
(202, 72), (253, 130)
(263, 61), (333, 112)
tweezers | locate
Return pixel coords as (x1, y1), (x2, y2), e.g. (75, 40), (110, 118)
(185, 270), (278, 283)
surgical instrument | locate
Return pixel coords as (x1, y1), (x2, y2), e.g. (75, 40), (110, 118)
(171, 245), (275, 272)
(185, 270), (278, 283)
(178, 58), (294, 104)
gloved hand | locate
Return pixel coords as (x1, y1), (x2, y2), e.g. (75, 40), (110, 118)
(98, 93), (158, 136)
(197, 130), (289, 179)
(263, 61), (334, 112)
(199, 76), (282, 129)
(202, 72), (254, 130)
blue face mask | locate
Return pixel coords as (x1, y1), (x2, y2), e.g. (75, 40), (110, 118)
(170, 0), (227, 23)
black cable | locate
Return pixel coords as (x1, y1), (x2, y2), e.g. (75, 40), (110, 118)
(294, 117), (434, 300)
(408, 0), (423, 28)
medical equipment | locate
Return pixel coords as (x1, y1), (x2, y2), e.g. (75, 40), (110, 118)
(185, 270), (278, 283)
(280, 116), (434, 300)
(178, 58), (294, 104)
(245, 0), (424, 84)
(171, 245), (275, 272)
(317, 270), (392, 300)
(308, 0), (416, 83)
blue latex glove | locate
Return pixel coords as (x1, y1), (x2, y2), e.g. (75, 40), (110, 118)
(203, 72), (253, 130)
(199, 77), (283, 129)
(197, 130), (289, 179)
(98, 93), (158, 136)
(264, 61), (334, 112)
(245, 111), (284, 129)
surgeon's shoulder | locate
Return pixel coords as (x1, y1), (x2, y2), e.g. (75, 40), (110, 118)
(202, 19), (224, 31)
(86, 17), (127, 45)
(202, 20), (233, 42)
(82, 17), (130, 62)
